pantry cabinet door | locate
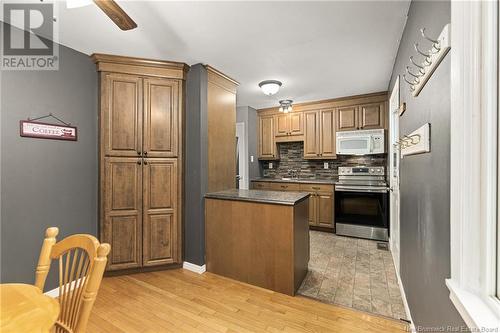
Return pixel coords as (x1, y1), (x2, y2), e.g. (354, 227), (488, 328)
(143, 78), (180, 158)
(143, 159), (179, 266)
(101, 73), (143, 157)
(103, 157), (143, 270)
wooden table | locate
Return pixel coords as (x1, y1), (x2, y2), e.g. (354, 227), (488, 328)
(0, 283), (60, 333)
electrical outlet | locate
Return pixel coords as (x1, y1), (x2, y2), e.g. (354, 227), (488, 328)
(323, 162), (329, 169)
(250, 155), (254, 163)
(269, 162), (273, 169)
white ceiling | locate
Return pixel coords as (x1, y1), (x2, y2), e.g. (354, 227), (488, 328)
(13, 1), (411, 109)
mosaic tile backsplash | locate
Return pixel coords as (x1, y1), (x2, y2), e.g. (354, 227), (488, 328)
(261, 141), (387, 179)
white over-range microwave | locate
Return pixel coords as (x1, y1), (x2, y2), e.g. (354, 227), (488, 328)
(336, 129), (385, 155)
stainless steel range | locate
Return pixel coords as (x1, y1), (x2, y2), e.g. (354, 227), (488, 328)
(335, 166), (389, 241)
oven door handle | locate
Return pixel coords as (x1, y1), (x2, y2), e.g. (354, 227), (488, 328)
(335, 185), (389, 193)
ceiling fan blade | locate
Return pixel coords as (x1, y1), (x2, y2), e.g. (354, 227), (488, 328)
(93, 0), (137, 31)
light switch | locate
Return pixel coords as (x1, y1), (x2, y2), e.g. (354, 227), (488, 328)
(250, 155), (254, 163)
(324, 162), (329, 169)
(269, 162), (273, 169)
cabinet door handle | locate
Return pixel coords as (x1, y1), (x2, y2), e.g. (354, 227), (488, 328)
(137, 160), (142, 165)
(312, 186), (320, 190)
(280, 185), (288, 188)
(137, 151), (141, 156)
(144, 160), (148, 165)
(144, 151), (148, 156)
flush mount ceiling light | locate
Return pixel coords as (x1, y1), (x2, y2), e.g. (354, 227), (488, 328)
(258, 80), (282, 96)
(278, 100), (293, 113)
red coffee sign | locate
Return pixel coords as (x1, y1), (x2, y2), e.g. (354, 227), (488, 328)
(20, 120), (77, 141)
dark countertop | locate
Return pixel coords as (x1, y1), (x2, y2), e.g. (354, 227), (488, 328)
(205, 189), (310, 206)
(251, 177), (338, 185)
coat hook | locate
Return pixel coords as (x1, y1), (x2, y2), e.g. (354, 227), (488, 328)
(409, 56), (426, 73)
(406, 66), (422, 78)
(402, 75), (417, 90)
(420, 28), (439, 45)
(414, 43), (432, 62)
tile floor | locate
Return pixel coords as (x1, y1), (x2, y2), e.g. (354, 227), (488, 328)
(297, 231), (407, 321)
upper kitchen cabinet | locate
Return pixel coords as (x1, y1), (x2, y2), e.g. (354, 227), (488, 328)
(303, 109), (336, 159)
(337, 106), (358, 131)
(359, 102), (385, 130)
(275, 112), (304, 141)
(319, 109), (336, 158)
(303, 111), (320, 158)
(258, 115), (278, 160)
(337, 102), (386, 131)
(256, 92), (388, 159)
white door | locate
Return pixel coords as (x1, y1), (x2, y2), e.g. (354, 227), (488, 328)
(389, 77), (401, 273)
(236, 122), (248, 189)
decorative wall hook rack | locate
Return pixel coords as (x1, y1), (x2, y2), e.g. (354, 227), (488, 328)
(403, 24), (451, 97)
(399, 123), (430, 157)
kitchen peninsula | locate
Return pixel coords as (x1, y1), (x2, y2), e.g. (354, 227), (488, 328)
(205, 189), (310, 295)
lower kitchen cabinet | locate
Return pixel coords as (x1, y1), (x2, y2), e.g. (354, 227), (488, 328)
(300, 184), (334, 230)
(250, 181), (335, 230)
(316, 192), (334, 228)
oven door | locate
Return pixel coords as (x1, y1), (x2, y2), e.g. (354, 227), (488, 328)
(334, 186), (389, 241)
(336, 136), (371, 155)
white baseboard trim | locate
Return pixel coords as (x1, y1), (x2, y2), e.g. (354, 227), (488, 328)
(182, 261), (206, 274)
(45, 287), (59, 298)
(391, 251), (416, 332)
(44, 277), (85, 298)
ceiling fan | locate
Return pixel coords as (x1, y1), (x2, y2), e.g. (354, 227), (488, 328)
(67, 0), (137, 31)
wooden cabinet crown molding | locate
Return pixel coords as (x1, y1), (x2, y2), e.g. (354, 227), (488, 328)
(256, 91), (388, 116)
(205, 65), (239, 94)
(91, 53), (189, 80)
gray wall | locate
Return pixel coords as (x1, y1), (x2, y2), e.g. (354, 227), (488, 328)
(0, 24), (98, 291)
(236, 106), (260, 186)
(388, 0), (465, 328)
(184, 64), (208, 266)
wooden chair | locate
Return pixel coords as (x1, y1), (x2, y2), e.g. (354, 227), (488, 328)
(34, 227), (110, 333)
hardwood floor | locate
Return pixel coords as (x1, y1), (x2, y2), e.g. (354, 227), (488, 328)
(88, 269), (408, 333)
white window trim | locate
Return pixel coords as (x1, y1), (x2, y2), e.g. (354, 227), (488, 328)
(449, 0), (500, 329)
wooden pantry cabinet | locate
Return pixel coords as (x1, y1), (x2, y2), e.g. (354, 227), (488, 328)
(93, 54), (188, 272)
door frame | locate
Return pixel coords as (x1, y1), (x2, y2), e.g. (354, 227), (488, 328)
(389, 76), (401, 273)
(236, 122), (248, 189)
